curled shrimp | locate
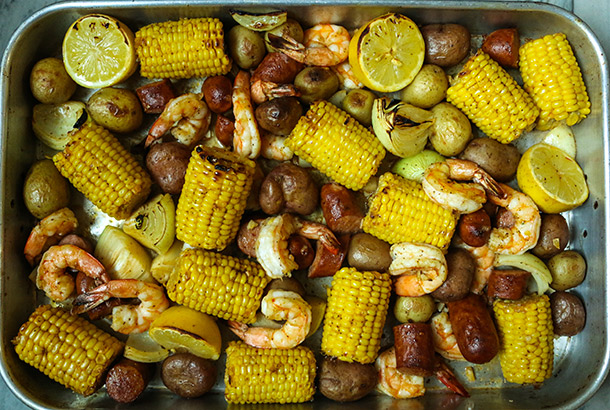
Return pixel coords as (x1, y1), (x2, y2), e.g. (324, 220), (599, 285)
(423, 159), (505, 214)
(24, 207), (78, 266)
(145, 93), (211, 147)
(233, 70), (261, 159)
(268, 24), (350, 67)
(431, 311), (465, 361)
(228, 289), (312, 349)
(72, 279), (169, 334)
(331, 61), (364, 89)
(389, 242), (448, 297)
(376, 346), (426, 399)
(260, 133), (294, 161)
(255, 214), (340, 278)
(488, 183), (541, 255)
(454, 237), (496, 293)
(250, 80), (300, 105)
(36, 244), (109, 302)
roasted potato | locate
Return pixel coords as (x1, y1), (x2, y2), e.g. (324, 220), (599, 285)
(347, 233), (392, 272)
(550, 291), (586, 336)
(429, 102), (472, 156)
(532, 214), (570, 259)
(202, 75), (233, 114)
(294, 67), (339, 104)
(255, 97), (302, 135)
(161, 353), (217, 398)
(460, 137), (521, 182)
(393, 295), (436, 323)
(30, 57), (77, 104)
(318, 357), (377, 402)
(228, 26), (266, 70)
(23, 159), (71, 219)
(342, 89), (376, 126)
(259, 163), (318, 215)
(87, 87), (143, 133)
(549, 250), (586, 291)
(430, 249), (475, 302)
(400, 64), (448, 109)
(146, 142), (191, 194)
(421, 24), (471, 67)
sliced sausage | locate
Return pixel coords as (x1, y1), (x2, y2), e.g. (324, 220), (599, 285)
(486, 269), (531, 300)
(320, 183), (364, 234)
(136, 79), (176, 114)
(75, 271), (122, 321)
(308, 234), (350, 278)
(447, 293), (499, 364)
(393, 323), (435, 377)
(105, 358), (154, 403)
(458, 209), (491, 247)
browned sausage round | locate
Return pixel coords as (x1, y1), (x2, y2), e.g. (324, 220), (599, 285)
(308, 234), (350, 278)
(58, 234), (93, 253)
(320, 183), (364, 234)
(447, 293), (499, 364)
(458, 209), (491, 247)
(215, 115), (235, 147)
(393, 323), (434, 377)
(252, 52), (304, 84)
(486, 269), (531, 300)
(202, 75), (232, 114)
(105, 358), (154, 403)
(288, 235), (315, 269)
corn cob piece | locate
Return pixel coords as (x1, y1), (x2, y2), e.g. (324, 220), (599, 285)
(225, 341), (316, 404)
(285, 100), (385, 190)
(362, 172), (457, 251)
(165, 248), (270, 324)
(12, 305), (123, 396)
(176, 146), (255, 251)
(53, 123), (151, 219)
(321, 267), (392, 364)
(446, 50), (539, 144)
(135, 18), (231, 79)
(519, 33), (591, 130)
(493, 294), (554, 384)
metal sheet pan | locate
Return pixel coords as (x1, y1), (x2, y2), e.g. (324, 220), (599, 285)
(1, 1), (608, 409)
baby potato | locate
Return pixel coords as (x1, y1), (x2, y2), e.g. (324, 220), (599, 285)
(161, 353), (217, 398)
(23, 159), (71, 219)
(429, 102), (471, 156)
(393, 295), (436, 323)
(30, 57), (77, 104)
(318, 357), (377, 402)
(228, 26), (266, 70)
(549, 250), (586, 291)
(421, 24), (471, 67)
(532, 214), (570, 259)
(87, 87), (143, 133)
(400, 64), (448, 109)
(342, 89), (376, 126)
(294, 67), (339, 104)
(146, 142), (191, 194)
(460, 137), (521, 182)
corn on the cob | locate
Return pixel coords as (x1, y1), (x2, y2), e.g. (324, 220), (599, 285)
(165, 248), (270, 324)
(321, 267), (392, 364)
(362, 172), (457, 251)
(519, 33), (591, 130)
(446, 50), (539, 144)
(135, 18), (231, 79)
(224, 341), (316, 404)
(53, 123), (151, 220)
(12, 305), (123, 396)
(493, 294), (554, 384)
(176, 146), (255, 251)
(285, 100), (385, 191)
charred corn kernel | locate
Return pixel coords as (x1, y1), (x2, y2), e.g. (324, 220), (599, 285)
(53, 123), (151, 219)
(286, 100), (385, 190)
(176, 146), (255, 251)
(135, 18), (231, 79)
(225, 341), (316, 404)
(12, 305), (123, 396)
(166, 248), (270, 324)
(321, 267), (392, 364)
(447, 50), (539, 144)
(362, 172), (457, 251)
(520, 33), (591, 130)
(493, 294), (554, 384)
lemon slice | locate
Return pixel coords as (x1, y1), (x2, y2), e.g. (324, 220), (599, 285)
(149, 305), (222, 360)
(349, 13), (425, 92)
(124, 332), (170, 363)
(517, 143), (588, 213)
(62, 14), (137, 88)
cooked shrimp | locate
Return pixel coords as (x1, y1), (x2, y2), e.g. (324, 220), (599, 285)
(488, 183), (541, 255)
(331, 61), (363, 89)
(434, 355), (470, 397)
(233, 70), (261, 159)
(228, 289), (312, 349)
(36, 244), (109, 302)
(422, 159), (506, 214)
(268, 24), (350, 66)
(376, 346), (426, 399)
(260, 134), (294, 161)
(250, 79), (299, 105)
(255, 214), (340, 278)
(454, 237), (496, 293)
(24, 207), (78, 266)
(431, 311), (465, 361)
(389, 242), (448, 297)
(72, 279), (169, 334)
(145, 93), (211, 147)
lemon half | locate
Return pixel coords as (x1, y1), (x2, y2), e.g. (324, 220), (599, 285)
(62, 14), (137, 88)
(517, 143), (588, 213)
(349, 13), (425, 92)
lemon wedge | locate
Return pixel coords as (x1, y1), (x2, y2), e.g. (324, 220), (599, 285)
(124, 332), (170, 363)
(149, 305), (222, 360)
(348, 13), (425, 92)
(62, 14), (137, 88)
(517, 143), (588, 213)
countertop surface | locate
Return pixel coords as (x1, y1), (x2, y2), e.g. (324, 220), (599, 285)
(1, 0), (609, 409)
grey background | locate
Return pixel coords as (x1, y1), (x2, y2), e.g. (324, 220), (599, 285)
(0, 0), (608, 408)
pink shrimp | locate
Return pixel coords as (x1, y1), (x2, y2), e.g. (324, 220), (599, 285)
(250, 80), (300, 105)
(331, 61), (364, 89)
(233, 70), (261, 159)
(431, 311), (465, 361)
(389, 242), (448, 297)
(24, 207), (78, 266)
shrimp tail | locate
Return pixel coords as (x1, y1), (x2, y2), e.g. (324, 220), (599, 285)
(227, 320), (248, 339)
(266, 33), (305, 56)
(71, 287), (110, 315)
(320, 232), (341, 255)
(474, 172), (507, 201)
(434, 355), (470, 397)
